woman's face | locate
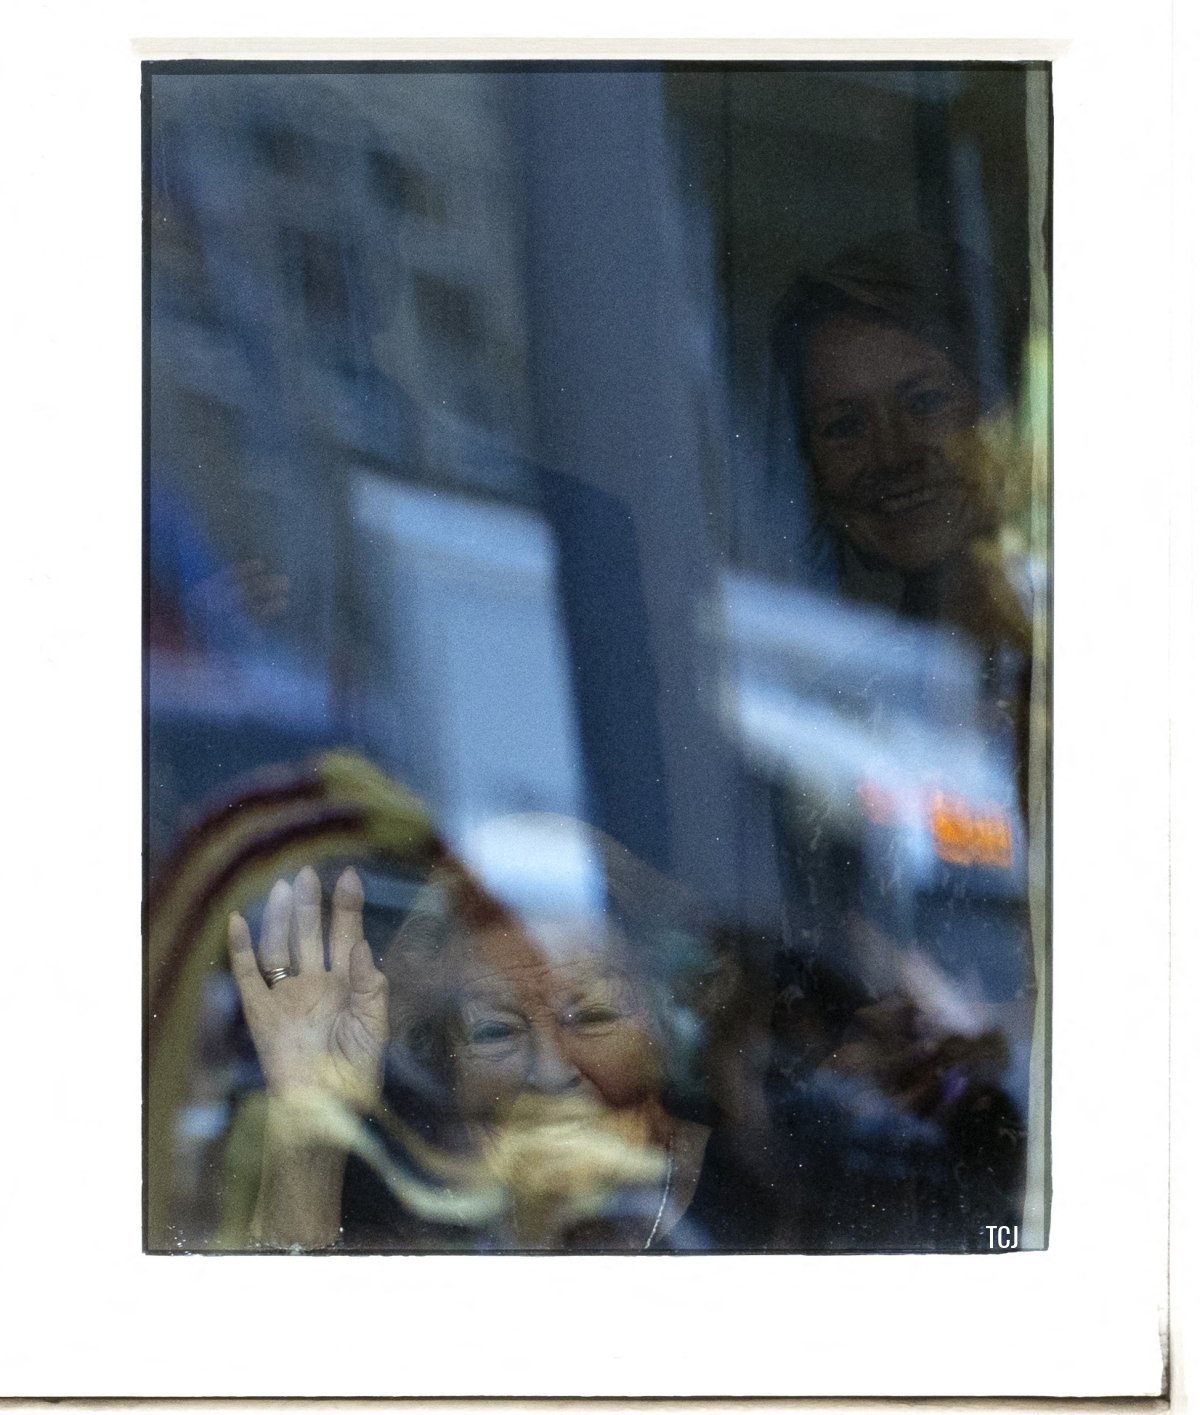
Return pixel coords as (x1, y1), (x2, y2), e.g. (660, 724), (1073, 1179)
(802, 314), (983, 574)
(449, 921), (663, 1126)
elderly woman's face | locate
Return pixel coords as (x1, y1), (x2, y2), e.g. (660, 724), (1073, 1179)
(802, 314), (982, 574)
(450, 922), (663, 1125)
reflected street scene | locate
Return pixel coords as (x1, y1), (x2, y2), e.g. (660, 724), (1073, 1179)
(145, 61), (1050, 1253)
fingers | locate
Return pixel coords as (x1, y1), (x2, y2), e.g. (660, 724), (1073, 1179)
(348, 937), (389, 1035)
(292, 866), (325, 973)
(348, 936), (384, 996)
(249, 867), (369, 982)
(260, 878), (293, 976)
(226, 912), (267, 1002)
(329, 867), (364, 974)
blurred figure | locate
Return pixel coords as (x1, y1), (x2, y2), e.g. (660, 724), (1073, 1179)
(149, 483), (290, 657)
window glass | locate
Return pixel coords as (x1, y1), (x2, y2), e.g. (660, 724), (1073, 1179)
(146, 61), (1050, 1255)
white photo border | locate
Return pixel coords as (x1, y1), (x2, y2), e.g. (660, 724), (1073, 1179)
(5, 0), (1188, 1401)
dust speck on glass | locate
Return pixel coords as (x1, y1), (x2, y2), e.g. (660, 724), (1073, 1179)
(145, 60), (1051, 1255)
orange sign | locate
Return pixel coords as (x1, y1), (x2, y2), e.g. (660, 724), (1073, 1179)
(857, 782), (1014, 869)
(927, 790), (1014, 868)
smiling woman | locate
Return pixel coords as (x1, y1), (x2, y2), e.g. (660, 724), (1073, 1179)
(225, 822), (759, 1253)
(757, 233), (1042, 1252)
(800, 316), (982, 574)
(380, 874), (714, 1249)
(772, 231), (1029, 630)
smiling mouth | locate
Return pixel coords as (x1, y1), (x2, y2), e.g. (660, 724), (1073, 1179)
(872, 483), (955, 516)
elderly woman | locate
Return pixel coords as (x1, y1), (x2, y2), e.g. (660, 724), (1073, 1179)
(226, 845), (771, 1252)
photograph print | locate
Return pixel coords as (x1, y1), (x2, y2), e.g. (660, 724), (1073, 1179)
(145, 59), (1051, 1256)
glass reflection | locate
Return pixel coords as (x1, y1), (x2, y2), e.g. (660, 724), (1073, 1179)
(145, 62), (1050, 1254)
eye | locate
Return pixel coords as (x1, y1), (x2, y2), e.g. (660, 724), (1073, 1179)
(817, 410), (867, 440)
(465, 1018), (525, 1047)
(565, 1005), (622, 1032)
(906, 386), (956, 418)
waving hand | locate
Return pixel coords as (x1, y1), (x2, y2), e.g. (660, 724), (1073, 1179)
(227, 866), (389, 1113)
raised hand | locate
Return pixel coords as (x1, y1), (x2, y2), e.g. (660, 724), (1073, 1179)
(227, 866), (390, 1113)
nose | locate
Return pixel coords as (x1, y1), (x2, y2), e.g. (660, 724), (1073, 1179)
(868, 404), (921, 471)
(524, 1024), (583, 1095)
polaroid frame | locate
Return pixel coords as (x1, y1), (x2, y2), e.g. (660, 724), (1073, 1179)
(4, 0), (1189, 1402)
